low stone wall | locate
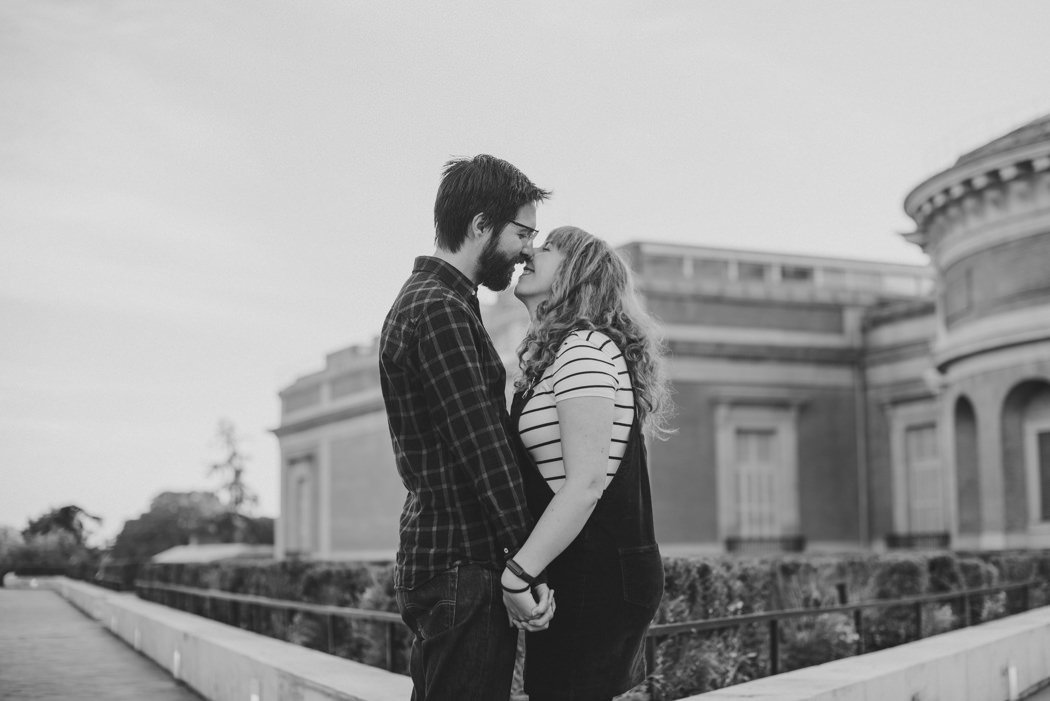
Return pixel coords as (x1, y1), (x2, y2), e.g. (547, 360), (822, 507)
(52, 578), (412, 701)
(50, 577), (1050, 701)
(686, 604), (1050, 701)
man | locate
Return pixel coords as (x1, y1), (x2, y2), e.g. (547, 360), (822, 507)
(380, 154), (553, 700)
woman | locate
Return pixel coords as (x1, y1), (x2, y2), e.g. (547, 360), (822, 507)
(500, 226), (673, 701)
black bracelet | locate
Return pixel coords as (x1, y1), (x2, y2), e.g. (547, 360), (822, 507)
(505, 557), (537, 585)
(501, 581), (531, 594)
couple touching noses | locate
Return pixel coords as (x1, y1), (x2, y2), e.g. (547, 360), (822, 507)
(380, 155), (670, 701)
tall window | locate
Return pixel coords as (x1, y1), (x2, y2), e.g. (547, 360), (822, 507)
(735, 428), (780, 538)
(716, 403), (800, 548)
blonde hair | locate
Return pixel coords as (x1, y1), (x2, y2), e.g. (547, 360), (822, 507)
(515, 226), (674, 438)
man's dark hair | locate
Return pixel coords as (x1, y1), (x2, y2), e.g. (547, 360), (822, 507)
(434, 154), (551, 253)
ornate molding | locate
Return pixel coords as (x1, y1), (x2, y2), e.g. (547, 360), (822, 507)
(904, 144), (1050, 235)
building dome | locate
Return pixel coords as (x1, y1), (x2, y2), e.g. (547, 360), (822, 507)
(902, 114), (1050, 372)
(903, 114), (1050, 242)
(955, 113), (1050, 166)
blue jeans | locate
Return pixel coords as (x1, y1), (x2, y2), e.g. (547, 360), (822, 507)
(396, 564), (517, 701)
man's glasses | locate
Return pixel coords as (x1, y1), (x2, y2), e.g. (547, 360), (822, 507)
(508, 220), (539, 244)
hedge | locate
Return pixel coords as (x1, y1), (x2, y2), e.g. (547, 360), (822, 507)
(132, 550), (1050, 701)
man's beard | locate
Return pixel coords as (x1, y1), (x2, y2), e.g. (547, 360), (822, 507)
(476, 234), (519, 291)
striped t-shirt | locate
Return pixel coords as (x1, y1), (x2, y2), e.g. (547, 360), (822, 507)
(517, 330), (635, 493)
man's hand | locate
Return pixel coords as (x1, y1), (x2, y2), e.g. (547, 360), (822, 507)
(503, 580), (555, 632)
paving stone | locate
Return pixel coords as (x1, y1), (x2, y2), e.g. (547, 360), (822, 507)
(0, 589), (202, 701)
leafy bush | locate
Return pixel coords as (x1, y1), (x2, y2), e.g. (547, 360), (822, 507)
(131, 549), (1050, 700)
(136, 558), (412, 673)
(1, 531), (101, 584)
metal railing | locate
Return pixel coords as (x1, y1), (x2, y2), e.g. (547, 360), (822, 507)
(136, 577), (1045, 698)
(135, 580), (405, 671)
(643, 578), (1044, 699)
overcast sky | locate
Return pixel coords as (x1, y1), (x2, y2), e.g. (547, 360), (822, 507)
(3, 0), (1050, 545)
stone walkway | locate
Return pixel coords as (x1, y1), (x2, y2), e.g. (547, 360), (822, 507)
(0, 588), (202, 700)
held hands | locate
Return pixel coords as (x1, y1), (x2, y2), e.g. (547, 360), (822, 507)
(501, 569), (555, 632)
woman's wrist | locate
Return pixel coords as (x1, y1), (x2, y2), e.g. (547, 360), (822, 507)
(501, 567), (529, 585)
(501, 562), (529, 587)
(505, 557), (538, 584)
(502, 557), (548, 591)
(500, 567), (531, 593)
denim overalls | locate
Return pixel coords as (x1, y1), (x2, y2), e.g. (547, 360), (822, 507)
(510, 385), (665, 700)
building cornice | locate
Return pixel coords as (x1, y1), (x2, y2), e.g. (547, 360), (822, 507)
(628, 240), (929, 273)
(272, 396), (386, 437)
(668, 339), (859, 366)
(902, 145), (1050, 250)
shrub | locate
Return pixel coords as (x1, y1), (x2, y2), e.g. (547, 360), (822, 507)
(1, 532), (101, 584)
(130, 548), (1050, 700)
(136, 558), (411, 673)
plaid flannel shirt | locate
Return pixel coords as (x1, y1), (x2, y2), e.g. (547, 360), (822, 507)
(380, 256), (533, 590)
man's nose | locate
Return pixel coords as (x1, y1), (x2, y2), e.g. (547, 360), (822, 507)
(520, 241), (535, 259)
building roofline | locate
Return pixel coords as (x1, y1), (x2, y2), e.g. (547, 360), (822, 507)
(621, 240), (931, 273)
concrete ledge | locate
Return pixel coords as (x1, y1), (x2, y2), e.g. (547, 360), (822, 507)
(686, 605), (1050, 701)
(51, 578), (412, 701)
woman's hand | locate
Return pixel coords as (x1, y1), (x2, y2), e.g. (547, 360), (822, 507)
(502, 571), (555, 631)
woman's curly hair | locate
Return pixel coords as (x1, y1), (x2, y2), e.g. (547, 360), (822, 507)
(514, 226), (674, 438)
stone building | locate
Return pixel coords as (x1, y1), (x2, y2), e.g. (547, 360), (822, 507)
(902, 114), (1050, 551)
(273, 343), (397, 559)
(273, 114), (1050, 559)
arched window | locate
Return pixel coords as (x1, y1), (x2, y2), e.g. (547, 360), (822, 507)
(1001, 380), (1050, 530)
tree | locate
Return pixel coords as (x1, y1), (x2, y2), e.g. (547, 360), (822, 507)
(207, 419), (258, 514)
(23, 505), (102, 545)
(109, 491), (225, 561)
(2, 508), (101, 584)
(0, 525), (23, 556)
(0, 525), (25, 582)
(109, 490), (274, 561)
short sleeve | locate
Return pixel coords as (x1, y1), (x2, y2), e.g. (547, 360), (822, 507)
(549, 331), (619, 402)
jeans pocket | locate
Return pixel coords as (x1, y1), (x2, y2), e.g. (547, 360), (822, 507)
(398, 567), (458, 640)
(619, 543), (664, 609)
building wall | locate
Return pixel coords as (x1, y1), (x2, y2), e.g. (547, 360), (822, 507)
(796, 385), (860, 543)
(274, 342), (403, 560)
(655, 366), (863, 549)
(943, 228), (1050, 329)
(862, 301), (941, 546)
(327, 413), (402, 556)
(647, 293), (845, 334)
(275, 241), (939, 558)
(939, 342), (1050, 549)
(649, 380), (719, 546)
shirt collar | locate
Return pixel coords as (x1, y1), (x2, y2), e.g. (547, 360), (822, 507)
(413, 256), (478, 303)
